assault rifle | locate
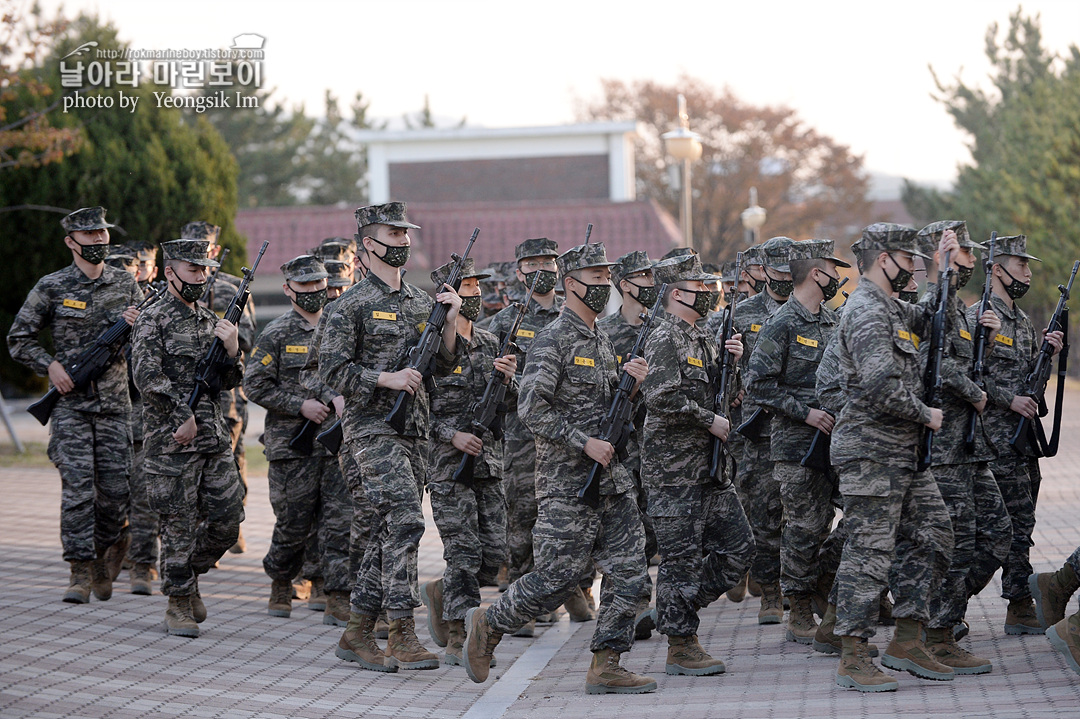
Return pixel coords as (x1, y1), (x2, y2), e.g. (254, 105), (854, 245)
(187, 241), (268, 410)
(708, 252), (744, 482)
(917, 250), (952, 471)
(451, 274), (540, 486)
(27, 284), (165, 425)
(578, 283), (667, 509)
(1009, 260), (1079, 458)
(200, 247), (229, 305)
(964, 233), (996, 454)
(385, 229), (479, 434)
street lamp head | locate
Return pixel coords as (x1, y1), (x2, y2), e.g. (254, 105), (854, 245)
(742, 205), (767, 231)
(662, 127), (703, 162)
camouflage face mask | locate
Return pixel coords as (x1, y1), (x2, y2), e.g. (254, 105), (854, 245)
(676, 287), (719, 318)
(369, 237), (410, 268)
(569, 278), (611, 314)
(884, 254), (914, 293)
(955, 264), (974, 289)
(171, 276), (206, 303)
(522, 269), (558, 296)
(72, 239), (108, 265)
(627, 280), (658, 309)
(292, 286), (327, 313)
(1000, 265), (1030, 300)
(459, 295), (483, 321)
(898, 290), (920, 303)
(765, 269), (793, 298)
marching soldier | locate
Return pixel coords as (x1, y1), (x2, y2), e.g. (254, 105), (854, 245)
(977, 235), (1064, 634)
(131, 239), (245, 637)
(641, 253), (753, 676)
(8, 207), (141, 603)
(321, 202), (461, 672)
(463, 241), (656, 694)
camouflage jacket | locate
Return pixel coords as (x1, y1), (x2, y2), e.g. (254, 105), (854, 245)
(8, 262), (142, 415)
(299, 296), (344, 407)
(973, 294), (1040, 457)
(746, 297), (837, 463)
(831, 279), (957, 470)
(729, 291), (786, 435)
(318, 272), (457, 442)
(428, 326), (518, 483)
(598, 310), (648, 475)
(131, 291), (243, 457)
(641, 313), (721, 486)
(245, 308), (331, 461)
(203, 274), (256, 426)
(518, 307), (632, 499)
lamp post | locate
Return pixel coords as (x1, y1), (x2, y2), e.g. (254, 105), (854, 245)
(662, 94), (703, 251)
(741, 186), (767, 245)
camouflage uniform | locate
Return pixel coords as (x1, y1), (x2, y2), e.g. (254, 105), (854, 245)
(642, 255), (754, 638)
(831, 226), (954, 638)
(126, 349), (159, 567)
(7, 208), (141, 564)
(131, 241), (245, 597)
(318, 205), (458, 618)
(484, 244), (648, 654)
(485, 239), (563, 583)
(245, 257), (352, 594)
(428, 259), (513, 621)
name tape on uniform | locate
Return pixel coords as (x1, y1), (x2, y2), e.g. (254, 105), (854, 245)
(796, 335), (818, 348)
(62, 299), (87, 309)
(372, 311), (396, 321)
(285, 345), (308, 353)
(995, 333), (1014, 346)
(453, 366), (463, 374)
(897, 329), (920, 348)
(517, 329), (535, 339)
(574, 356), (595, 367)
(960, 329), (972, 340)
(261, 354), (272, 365)
(687, 357), (704, 367)
(750, 324), (762, 332)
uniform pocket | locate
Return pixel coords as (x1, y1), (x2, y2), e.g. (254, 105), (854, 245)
(837, 459), (891, 498)
(143, 456), (189, 514)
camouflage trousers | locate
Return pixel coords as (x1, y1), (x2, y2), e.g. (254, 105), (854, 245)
(346, 435), (427, 615)
(263, 456), (352, 592)
(988, 454), (1042, 600)
(503, 433), (538, 583)
(775, 461), (838, 597)
(649, 482), (754, 637)
(487, 493), (648, 653)
(126, 439), (160, 565)
(339, 445), (378, 583)
(734, 436), (782, 584)
(824, 517), (848, 606)
(144, 449), (245, 596)
(47, 406), (131, 562)
(430, 478), (507, 621)
(834, 460), (953, 638)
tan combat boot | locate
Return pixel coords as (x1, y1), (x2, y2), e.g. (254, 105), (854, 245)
(1047, 612), (1080, 677)
(268, 578), (293, 618)
(63, 560), (93, 604)
(374, 610), (390, 639)
(564, 586), (596, 622)
(336, 612), (395, 672)
(90, 558), (112, 601)
(881, 617), (954, 680)
(130, 563), (153, 596)
(586, 648), (658, 694)
(385, 616), (439, 670)
(813, 604), (878, 656)
(665, 635), (726, 676)
(747, 575), (762, 597)
(812, 571), (835, 619)
(292, 577), (311, 601)
(420, 579), (449, 646)
(1005, 598), (1044, 635)
(190, 577), (206, 623)
(1030, 563), (1079, 629)
(323, 591), (350, 627)
(634, 605), (655, 641)
(164, 595), (199, 637)
(444, 619), (466, 666)
(511, 619), (535, 637)
(463, 606), (503, 683)
(786, 593), (818, 645)
(726, 572), (748, 603)
(103, 532), (131, 582)
(758, 581), (784, 625)
(925, 626), (991, 675)
(878, 589), (895, 626)
(836, 636), (899, 692)
(308, 577), (326, 611)
(497, 564), (509, 592)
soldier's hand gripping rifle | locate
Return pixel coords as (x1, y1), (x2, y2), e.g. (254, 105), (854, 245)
(964, 233), (996, 453)
(917, 250), (952, 471)
(384, 229), (479, 435)
(1009, 260), (1079, 458)
(578, 283), (667, 510)
(451, 274), (540, 486)
(27, 284), (165, 425)
(799, 276), (849, 472)
(187, 241), (268, 411)
(199, 247), (229, 305)
(708, 252), (744, 482)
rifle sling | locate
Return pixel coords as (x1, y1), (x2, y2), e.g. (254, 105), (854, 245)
(1034, 308), (1069, 458)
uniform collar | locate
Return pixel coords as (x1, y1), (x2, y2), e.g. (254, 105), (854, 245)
(69, 261), (117, 285)
(290, 308), (318, 331)
(366, 270), (416, 298)
(562, 306), (596, 338)
(528, 293), (563, 315)
(991, 293), (1019, 320)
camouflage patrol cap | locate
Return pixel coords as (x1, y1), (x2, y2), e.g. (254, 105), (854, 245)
(743, 244), (764, 267)
(787, 239), (851, 268)
(653, 254), (722, 285)
(281, 254), (329, 282)
(761, 236), (795, 273)
(355, 201), (420, 232)
(180, 221), (221, 243)
(431, 257), (490, 288)
(61, 206), (115, 233)
(661, 246), (696, 261)
(720, 261), (737, 283)
(557, 242), (615, 276)
(105, 244), (138, 270)
(515, 237), (559, 260)
(992, 234), (1041, 262)
(323, 260), (353, 287)
(161, 239), (220, 267)
(612, 251), (653, 284)
(917, 220), (984, 255)
(858, 223), (928, 260)
(131, 241), (157, 262)
(311, 240), (353, 262)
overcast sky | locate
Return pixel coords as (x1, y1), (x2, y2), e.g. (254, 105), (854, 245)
(37, 0), (1080, 188)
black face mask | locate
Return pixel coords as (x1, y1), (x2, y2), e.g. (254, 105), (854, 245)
(570, 279), (611, 314)
(627, 280), (658, 309)
(292, 286), (327, 313)
(522, 269), (558, 296)
(170, 276), (206, 303)
(72, 238), (108, 265)
(676, 288), (719, 318)
(884, 254), (914, 293)
(955, 264), (974, 289)
(765, 269), (793, 298)
(1000, 266), (1031, 300)
(368, 237), (410, 268)
(460, 295), (483, 321)
(749, 274), (766, 294)
(898, 290), (920, 303)
(816, 272), (841, 302)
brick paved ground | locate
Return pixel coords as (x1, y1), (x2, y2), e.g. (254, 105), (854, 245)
(1, 397), (1078, 718)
